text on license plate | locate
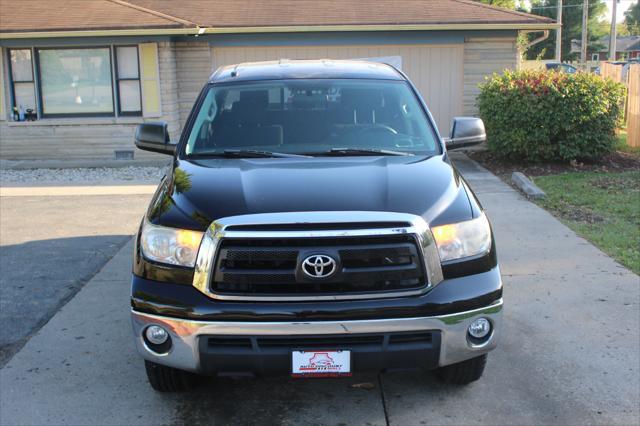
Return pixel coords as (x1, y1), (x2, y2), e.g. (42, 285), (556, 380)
(291, 350), (351, 377)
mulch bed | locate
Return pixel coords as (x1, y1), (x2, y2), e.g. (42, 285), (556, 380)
(466, 149), (640, 180)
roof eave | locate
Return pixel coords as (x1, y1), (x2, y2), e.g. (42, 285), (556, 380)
(0, 27), (201, 39)
(201, 22), (560, 34)
(0, 22), (558, 40)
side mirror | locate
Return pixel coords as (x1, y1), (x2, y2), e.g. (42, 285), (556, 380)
(445, 117), (486, 150)
(135, 122), (176, 155)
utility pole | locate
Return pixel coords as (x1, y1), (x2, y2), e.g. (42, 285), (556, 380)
(580, 0), (589, 68)
(556, 0), (563, 62)
(609, 0), (618, 61)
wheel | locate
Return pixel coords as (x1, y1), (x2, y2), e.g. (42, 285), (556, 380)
(436, 354), (487, 385)
(144, 360), (197, 392)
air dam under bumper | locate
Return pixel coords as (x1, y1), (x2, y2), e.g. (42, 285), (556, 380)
(131, 299), (502, 375)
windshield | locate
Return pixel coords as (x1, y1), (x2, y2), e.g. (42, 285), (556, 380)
(184, 79), (440, 157)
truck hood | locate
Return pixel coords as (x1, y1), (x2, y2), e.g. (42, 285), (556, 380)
(148, 155), (474, 231)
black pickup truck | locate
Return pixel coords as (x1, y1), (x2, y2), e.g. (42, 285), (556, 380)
(131, 60), (502, 392)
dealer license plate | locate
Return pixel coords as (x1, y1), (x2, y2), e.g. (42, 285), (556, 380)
(291, 350), (351, 377)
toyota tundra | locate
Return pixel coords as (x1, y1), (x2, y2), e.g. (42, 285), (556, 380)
(131, 60), (502, 392)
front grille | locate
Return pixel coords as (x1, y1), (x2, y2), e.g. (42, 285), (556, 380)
(210, 234), (426, 297)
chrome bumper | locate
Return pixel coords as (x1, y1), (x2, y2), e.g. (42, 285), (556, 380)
(131, 299), (503, 373)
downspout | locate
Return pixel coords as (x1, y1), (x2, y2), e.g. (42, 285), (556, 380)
(520, 30), (550, 67)
(522, 30), (550, 51)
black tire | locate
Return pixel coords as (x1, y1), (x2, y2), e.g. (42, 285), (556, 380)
(144, 360), (198, 392)
(436, 354), (487, 385)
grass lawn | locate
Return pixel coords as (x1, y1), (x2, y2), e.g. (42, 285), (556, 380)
(534, 171), (640, 274)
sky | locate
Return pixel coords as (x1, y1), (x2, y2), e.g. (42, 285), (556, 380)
(519, 0), (636, 23)
(606, 0), (636, 23)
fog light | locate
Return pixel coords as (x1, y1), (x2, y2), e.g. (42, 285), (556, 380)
(468, 318), (491, 339)
(145, 325), (169, 345)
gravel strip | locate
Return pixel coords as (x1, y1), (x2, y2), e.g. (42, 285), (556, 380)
(0, 166), (167, 186)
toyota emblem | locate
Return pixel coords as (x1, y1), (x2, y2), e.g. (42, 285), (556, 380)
(302, 254), (337, 278)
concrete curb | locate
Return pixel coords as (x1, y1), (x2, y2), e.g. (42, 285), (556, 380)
(0, 158), (171, 170)
(511, 172), (546, 199)
(0, 184), (159, 197)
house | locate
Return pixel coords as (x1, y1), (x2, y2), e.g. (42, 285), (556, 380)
(0, 0), (557, 161)
(571, 36), (640, 62)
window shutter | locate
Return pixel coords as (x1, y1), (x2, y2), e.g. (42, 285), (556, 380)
(139, 43), (161, 117)
(0, 48), (5, 121)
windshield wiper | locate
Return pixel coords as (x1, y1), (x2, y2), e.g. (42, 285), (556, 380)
(317, 148), (414, 157)
(194, 149), (312, 158)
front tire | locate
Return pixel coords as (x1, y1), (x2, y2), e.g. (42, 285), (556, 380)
(436, 354), (487, 385)
(144, 360), (197, 392)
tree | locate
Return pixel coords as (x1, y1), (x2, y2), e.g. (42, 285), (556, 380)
(618, 22), (640, 37)
(624, 2), (640, 35)
(525, 0), (609, 61)
(475, 0), (517, 8)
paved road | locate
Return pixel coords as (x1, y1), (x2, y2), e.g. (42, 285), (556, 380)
(1, 155), (638, 425)
(0, 192), (153, 366)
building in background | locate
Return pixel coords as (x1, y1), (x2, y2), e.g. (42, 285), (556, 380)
(571, 36), (640, 62)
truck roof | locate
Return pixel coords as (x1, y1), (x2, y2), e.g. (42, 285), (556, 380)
(209, 59), (405, 83)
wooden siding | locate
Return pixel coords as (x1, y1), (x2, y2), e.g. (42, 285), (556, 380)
(211, 44), (464, 136)
(463, 37), (519, 116)
(175, 42), (212, 127)
(157, 41), (181, 142)
(0, 120), (157, 160)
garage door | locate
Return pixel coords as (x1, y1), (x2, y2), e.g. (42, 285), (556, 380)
(211, 45), (463, 136)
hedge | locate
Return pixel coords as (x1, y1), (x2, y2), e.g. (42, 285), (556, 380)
(477, 70), (627, 162)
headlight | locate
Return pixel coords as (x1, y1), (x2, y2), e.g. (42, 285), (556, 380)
(140, 220), (204, 267)
(431, 214), (492, 262)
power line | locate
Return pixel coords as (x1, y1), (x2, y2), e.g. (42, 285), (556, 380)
(527, 4), (584, 10)
(525, 0), (635, 10)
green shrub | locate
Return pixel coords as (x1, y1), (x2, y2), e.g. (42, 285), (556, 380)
(477, 70), (626, 162)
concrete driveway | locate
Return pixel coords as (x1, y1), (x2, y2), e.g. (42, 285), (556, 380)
(1, 155), (638, 426)
(0, 190), (154, 367)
